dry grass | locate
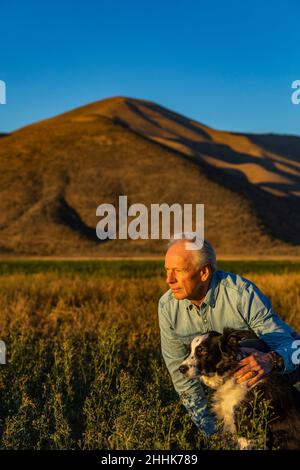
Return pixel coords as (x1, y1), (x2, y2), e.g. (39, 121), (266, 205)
(0, 260), (299, 449)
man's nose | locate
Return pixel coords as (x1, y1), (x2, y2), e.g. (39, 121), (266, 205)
(167, 271), (176, 283)
(179, 364), (188, 374)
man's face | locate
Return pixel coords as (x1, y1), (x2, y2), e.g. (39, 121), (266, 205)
(164, 242), (209, 301)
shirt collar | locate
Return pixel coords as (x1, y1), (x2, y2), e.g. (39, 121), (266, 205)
(203, 270), (219, 308)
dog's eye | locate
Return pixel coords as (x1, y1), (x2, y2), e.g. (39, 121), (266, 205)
(196, 346), (206, 355)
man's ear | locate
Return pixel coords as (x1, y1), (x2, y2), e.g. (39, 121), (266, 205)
(221, 328), (255, 353)
(199, 264), (211, 282)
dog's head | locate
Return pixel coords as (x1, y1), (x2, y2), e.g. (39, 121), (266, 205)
(179, 328), (256, 383)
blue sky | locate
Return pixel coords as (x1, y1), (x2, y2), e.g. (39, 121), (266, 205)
(0, 0), (299, 135)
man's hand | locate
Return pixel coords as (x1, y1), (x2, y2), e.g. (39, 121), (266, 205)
(233, 347), (274, 387)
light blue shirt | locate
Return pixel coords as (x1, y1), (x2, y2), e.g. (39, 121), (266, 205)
(158, 269), (300, 435)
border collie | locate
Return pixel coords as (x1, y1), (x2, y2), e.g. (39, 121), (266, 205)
(179, 328), (300, 450)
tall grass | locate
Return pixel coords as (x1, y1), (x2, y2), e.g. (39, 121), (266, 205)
(0, 260), (299, 449)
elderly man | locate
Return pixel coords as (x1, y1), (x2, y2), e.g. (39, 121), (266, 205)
(158, 235), (300, 436)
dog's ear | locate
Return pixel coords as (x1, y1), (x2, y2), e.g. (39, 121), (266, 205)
(221, 328), (255, 353)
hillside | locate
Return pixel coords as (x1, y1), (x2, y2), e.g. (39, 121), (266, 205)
(0, 96), (299, 256)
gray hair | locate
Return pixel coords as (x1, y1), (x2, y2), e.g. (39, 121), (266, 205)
(168, 232), (217, 272)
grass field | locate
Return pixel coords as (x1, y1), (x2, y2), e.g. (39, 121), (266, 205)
(0, 259), (299, 450)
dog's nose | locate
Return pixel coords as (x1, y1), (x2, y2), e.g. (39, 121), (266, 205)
(179, 365), (188, 374)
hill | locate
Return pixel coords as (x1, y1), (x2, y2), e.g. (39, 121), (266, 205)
(0, 96), (299, 256)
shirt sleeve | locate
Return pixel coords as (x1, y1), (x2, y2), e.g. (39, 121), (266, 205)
(239, 281), (300, 374)
(158, 299), (216, 435)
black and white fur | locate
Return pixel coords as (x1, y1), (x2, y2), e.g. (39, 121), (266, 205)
(179, 328), (300, 450)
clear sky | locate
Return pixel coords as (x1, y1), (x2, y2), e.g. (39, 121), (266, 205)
(0, 0), (299, 135)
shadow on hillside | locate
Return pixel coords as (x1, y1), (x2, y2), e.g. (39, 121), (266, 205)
(126, 99), (213, 141)
(245, 133), (300, 164)
(56, 196), (102, 243)
(140, 134), (300, 245)
(108, 99), (300, 245)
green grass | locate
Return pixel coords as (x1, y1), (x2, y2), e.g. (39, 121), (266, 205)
(0, 259), (300, 276)
(0, 260), (298, 449)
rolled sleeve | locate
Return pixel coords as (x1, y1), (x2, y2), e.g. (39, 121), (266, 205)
(158, 300), (216, 435)
(240, 282), (300, 374)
